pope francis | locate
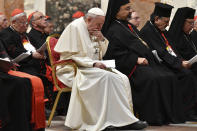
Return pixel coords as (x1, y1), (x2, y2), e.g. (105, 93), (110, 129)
(54, 7), (147, 131)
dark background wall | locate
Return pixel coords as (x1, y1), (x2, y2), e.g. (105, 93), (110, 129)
(46, 0), (101, 34)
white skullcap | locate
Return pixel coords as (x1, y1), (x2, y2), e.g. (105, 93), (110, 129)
(88, 7), (105, 16)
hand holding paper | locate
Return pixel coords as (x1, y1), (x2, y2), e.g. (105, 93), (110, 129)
(0, 58), (14, 72)
(36, 42), (47, 53)
(95, 60), (116, 68)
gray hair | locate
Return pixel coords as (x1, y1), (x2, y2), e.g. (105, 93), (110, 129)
(29, 15), (35, 27)
(29, 11), (39, 27)
(84, 13), (98, 19)
(10, 12), (26, 22)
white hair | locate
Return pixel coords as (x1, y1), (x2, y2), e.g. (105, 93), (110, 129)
(10, 12), (26, 22)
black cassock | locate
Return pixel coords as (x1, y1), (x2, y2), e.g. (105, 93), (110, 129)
(169, 30), (197, 75)
(191, 30), (197, 48)
(103, 19), (186, 125)
(0, 27), (55, 109)
(0, 73), (32, 131)
(28, 28), (51, 66)
(0, 42), (32, 131)
(0, 27), (43, 76)
(28, 28), (48, 49)
(140, 21), (197, 110)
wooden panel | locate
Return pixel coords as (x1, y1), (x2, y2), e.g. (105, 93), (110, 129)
(4, 0), (24, 20)
(131, 0), (161, 29)
(0, 0), (5, 13)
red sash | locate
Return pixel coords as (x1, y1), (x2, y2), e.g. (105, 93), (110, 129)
(8, 70), (46, 129)
(127, 24), (137, 78)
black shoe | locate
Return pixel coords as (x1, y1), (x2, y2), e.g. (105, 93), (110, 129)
(186, 114), (197, 121)
(102, 126), (116, 131)
(116, 121), (148, 130)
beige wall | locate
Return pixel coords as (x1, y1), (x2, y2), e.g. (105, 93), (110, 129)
(0, 0), (4, 13)
(101, 0), (161, 29)
(131, 0), (160, 29)
(0, 0), (24, 21)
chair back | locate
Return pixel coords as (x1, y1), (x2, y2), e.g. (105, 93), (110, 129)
(46, 35), (64, 90)
(46, 34), (60, 65)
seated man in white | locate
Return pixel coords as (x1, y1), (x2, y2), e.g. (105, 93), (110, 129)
(54, 7), (147, 131)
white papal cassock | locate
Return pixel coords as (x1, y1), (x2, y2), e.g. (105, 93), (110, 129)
(54, 17), (138, 131)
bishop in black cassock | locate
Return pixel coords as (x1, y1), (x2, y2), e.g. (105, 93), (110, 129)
(102, 0), (187, 125)
(140, 3), (197, 119)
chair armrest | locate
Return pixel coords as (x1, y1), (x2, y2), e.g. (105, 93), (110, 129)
(52, 59), (77, 76)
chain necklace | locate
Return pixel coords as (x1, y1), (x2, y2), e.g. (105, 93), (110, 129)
(149, 21), (167, 45)
(184, 34), (197, 54)
(115, 20), (149, 48)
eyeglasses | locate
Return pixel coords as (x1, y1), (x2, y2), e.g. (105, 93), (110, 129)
(16, 21), (28, 26)
(185, 20), (194, 25)
(33, 15), (45, 21)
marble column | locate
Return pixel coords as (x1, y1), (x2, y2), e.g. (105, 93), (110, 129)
(101, 0), (108, 13)
(34, 0), (46, 15)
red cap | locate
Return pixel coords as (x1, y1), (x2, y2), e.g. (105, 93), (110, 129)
(45, 15), (50, 19)
(10, 9), (26, 21)
(45, 15), (51, 21)
(72, 11), (85, 18)
(28, 11), (36, 23)
(11, 9), (24, 17)
(194, 16), (197, 22)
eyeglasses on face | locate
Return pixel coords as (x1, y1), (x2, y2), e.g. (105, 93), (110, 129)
(185, 19), (194, 25)
(16, 21), (28, 26)
(33, 15), (45, 21)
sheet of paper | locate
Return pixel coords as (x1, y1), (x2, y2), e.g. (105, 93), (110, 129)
(152, 50), (163, 63)
(12, 52), (31, 63)
(0, 58), (13, 72)
(37, 42), (47, 53)
(95, 60), (116, 68)
(188, 55), (197, 65)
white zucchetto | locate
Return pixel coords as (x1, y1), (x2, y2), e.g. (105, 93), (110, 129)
(88, 7), (105, 16)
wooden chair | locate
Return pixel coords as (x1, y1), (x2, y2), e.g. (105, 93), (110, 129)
(46, 34), (77, 127)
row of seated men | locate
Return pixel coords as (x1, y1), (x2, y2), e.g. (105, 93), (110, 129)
(1, 0), (197, 131)
(0, 9), (61, 131)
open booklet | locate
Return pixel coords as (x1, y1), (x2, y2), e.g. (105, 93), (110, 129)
(0, 58), (14, 72)
(12, 52), (31, 63)
(11, 42), (47, 63)
(188, 55), (197, 65)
